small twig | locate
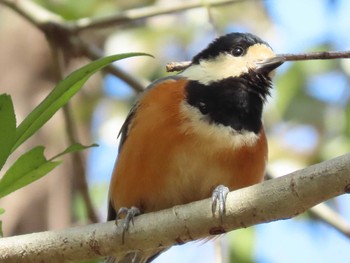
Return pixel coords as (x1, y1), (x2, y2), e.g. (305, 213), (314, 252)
(203, 0), (219, 35)
(280, 50), (350, 61)
(69, 0), (246, 32)
(166, 61), (192, 72)
(46, 35), (99, 224)
(62, 104), (99, 224)
(266, 172), (350, 239)
(165, 50), (350, 72)
(309, 203), (350, 238)
(78, 40), (146, 93)
(0, 0), (146, 93)
(1, 0), (63, 25)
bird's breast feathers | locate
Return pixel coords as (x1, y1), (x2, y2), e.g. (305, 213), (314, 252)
(111, 77), (267, 212)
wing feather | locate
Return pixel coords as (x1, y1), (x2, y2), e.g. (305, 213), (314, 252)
(116, 75), (185, 152)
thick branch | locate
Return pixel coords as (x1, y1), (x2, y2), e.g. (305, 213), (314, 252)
(1, 153), (350, 262)
(165, 50), (350, 72)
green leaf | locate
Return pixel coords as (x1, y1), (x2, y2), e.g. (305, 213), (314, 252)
(50, 142), (98, 161)
(0, 94), (16, 171)
(12, 53), (152, 152)
(0, 208), (4, 215)
(0, 146), (61, 199)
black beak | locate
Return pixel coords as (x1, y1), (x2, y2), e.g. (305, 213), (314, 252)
(255, 56), (285, 74)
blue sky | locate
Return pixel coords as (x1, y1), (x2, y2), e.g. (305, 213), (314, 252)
(253, 1), (350, 262)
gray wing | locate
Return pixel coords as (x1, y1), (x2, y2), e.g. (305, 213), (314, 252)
(108, 75), (185, 219)
(106, 76), (184, 262)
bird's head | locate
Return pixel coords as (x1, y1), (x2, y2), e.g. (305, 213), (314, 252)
(181, 32), (284, 85)
(180, 33), (284, 134)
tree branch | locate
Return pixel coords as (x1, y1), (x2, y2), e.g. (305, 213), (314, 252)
(44, 25), (99, 224)
(69, 0), (247, 32)
(280, 50), (350, 61)
(266, 172), (350, 239)
(0, 0), (146, 93)
(77, 40), (147, 92)
(0, 0), (255, 93)
(165, 50), (350, 72)
(1, 153), (349, 262)
(308, 203), (350, 238)
(0, 0), (63, 26)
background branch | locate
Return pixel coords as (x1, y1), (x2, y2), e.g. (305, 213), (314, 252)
(0, 153), (349, 262)
(308, 203), (350, 238)
(46, 35), (99, 223)
(266, 172), (350, 239)
(0, 0), (63, 25)
(69, 0), (246, 32)
(0, 0), (253, 92)
(78, 40), (147, 92)
(0, 0), (146, 93)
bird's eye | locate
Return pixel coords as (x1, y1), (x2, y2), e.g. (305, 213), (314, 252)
(231, 46), (244, 57)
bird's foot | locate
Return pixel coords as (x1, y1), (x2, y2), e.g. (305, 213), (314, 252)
(116, 206), (141, 243)
(211, 185), (229, 223)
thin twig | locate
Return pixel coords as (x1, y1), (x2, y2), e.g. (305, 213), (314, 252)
(309, 203), (350, 238)
(46, 34), (99, 224)
(0, 0), (146, 93)
(280, 50), (350, 61)
(78, 40), (146, 92)
(166, 61), (192, 72)
(165, 50), (350, 72)
(266, 172), (350, 239)
(0, 0), (63, 25)
(62, 104), (99, 224)
(69, 0), (248, 32)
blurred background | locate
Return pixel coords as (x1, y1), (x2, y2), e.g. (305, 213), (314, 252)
(0, 0), (350, 262)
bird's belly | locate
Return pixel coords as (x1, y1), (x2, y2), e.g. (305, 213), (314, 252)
(111, 110), (267, 214)
(140, 129), (267, 212)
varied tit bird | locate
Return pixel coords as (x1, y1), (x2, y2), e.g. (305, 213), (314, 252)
(106, 32), (284, 263)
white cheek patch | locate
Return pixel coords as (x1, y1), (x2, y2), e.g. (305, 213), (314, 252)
(179, 102), (260, 149)
(180, 54), (248, 85)
(180, 43), (275, 85)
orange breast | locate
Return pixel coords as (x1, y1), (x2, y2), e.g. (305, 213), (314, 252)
(109, 78), (267, 213)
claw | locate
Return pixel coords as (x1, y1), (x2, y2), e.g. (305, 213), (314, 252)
(212, 185), (229, 223)
(116, 206), (141, 243)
